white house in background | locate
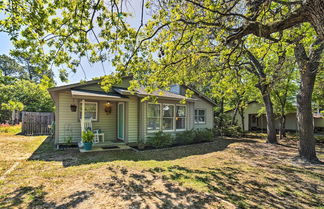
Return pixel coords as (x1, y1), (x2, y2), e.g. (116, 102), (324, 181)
(228, 101), (324, 132)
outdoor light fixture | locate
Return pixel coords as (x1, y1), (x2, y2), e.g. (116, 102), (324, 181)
(70, 104), (77, 112)
(104, 102), (112, 114)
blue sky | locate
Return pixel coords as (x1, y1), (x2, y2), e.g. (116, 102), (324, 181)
(0, 1), (147, 86)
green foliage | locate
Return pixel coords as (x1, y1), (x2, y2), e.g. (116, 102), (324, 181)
(174, 130), (195, 145)
(175, 129), (214, 145)
(147, 131), (173, 148)
(1, 100), (24, 112)
(192, 129), (214, 143)
(82, 130), (94, 143)
(220, 125), (243, 138)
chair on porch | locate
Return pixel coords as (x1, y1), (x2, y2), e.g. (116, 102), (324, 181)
(82, 118), (104, 144)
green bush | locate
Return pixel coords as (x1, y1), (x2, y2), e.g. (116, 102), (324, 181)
(147, 131), (173, 148)
(193, 128), (214, 143)
(221, 125), (242, 137)
(174, 130), (195, 145)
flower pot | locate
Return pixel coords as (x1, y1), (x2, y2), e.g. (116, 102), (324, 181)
(83, 142), (93, 150)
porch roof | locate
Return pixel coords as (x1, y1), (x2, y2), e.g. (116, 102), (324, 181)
(71, 89), (129, 101)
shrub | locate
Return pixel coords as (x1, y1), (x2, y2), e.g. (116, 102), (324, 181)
(147, 131), (173, 148)
(193, 128), (214, 143)
(221, 125), (242, 137)
(0, 123), (21, 134)
(174, 130), (195, 145)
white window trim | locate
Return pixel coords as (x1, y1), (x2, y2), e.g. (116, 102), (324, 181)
(147, 103), (161, 133)
(147, 103), (187, 133)
(79, 101), (98, 121)
(175, 104), (187, 131)
(162, 104), (175, 132)
(194, 108), (206, 124)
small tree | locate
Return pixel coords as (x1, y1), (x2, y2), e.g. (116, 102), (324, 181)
(1, 100), (24, 124)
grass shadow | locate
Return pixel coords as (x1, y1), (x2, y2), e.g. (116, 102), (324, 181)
(28, 137), (258, 167)
(0, 185), (93, 209)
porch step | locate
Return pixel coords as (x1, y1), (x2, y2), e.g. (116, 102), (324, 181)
(79, 144), (131, 153)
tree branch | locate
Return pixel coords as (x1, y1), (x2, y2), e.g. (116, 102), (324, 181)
(226, 7), (308, 43)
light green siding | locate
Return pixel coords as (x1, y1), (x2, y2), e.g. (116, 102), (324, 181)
(58, 91), (81, 143)
(92, 101), (117, 141)
(192, 95), (214, 129)
(127, 96), (139, 143)
(56, 91), (118, 144)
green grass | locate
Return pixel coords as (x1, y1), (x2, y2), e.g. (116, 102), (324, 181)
(0, 134), (323, 209)
(0, 124), (21, 135)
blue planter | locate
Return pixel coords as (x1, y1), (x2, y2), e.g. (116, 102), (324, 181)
(83, 142), (93, 150)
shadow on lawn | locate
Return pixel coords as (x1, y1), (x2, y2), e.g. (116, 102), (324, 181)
(28, 136), (258, 167)
(146, 164), (323, 208)
(92, 165), (232, 208)
(0, 185), (94, 209)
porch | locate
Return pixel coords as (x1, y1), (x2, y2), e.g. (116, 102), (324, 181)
(75, 89), (129, 151)
(79, 141), (132, 153)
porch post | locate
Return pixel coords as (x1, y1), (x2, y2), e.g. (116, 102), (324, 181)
(81, 99), (85, 136)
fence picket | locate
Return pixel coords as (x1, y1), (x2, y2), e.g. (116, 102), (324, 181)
(21, 112), (54, 135)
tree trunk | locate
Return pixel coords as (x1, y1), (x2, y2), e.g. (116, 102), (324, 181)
(279, 115), (286, 139)
(219, 97), (224, 129)
(306, 0), (324, 40)
(260, 86), (278, 144)
(231, 104), (239, 125)
(294, 40), (323, 162)
(239, 107), (245, 132)
(296, 71), (317, 162)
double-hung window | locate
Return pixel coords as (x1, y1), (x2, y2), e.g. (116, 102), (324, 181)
(147, 104), (161, 131)
(162, 104), (174, 131)
(79, 102), (98, 121)
(176, 106), (186, 130)
(147, 103), (186, 131)
(194, 109), (206, 124)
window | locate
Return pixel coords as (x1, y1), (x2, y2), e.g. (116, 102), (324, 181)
(162, 104), (174, 131)
(147, 104), (161, 131)
(176, 106), (186, 130)
(195, 109), (206, 124)
(147, 103), (186, 132)
(79, 102), (98, 121)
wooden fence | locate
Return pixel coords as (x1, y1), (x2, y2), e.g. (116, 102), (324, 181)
(22, 112), (54, 135)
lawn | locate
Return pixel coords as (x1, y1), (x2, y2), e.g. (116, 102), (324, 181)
(0, 133), (323, 209)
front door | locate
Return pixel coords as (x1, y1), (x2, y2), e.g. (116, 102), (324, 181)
(117, 102), (125, 140)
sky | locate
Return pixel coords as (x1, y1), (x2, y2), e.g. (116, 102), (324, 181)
(0, 1), (148, 86)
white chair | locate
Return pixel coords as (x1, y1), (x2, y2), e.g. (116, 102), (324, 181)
(82, 118), (103, 143)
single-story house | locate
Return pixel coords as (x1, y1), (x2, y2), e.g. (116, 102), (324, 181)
(228, 101), (324, 132)
(48, 76), (216, 146)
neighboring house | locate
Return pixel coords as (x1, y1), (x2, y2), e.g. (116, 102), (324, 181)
(48, 76), (216, 146)
(228, 101), (324, 132)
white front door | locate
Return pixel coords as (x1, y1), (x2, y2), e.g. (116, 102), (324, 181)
(117, 102), (125, 140)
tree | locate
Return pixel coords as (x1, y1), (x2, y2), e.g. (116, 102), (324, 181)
(272, 59), (298, 139)
(0, 54), (24, 79)
(0, 79), (54, 123)
(1, 100), (24, 124)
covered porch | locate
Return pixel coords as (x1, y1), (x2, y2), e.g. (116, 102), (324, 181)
(73, 89), (130, 150)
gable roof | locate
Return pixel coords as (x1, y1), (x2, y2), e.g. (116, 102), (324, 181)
(48, 78), (216, 105)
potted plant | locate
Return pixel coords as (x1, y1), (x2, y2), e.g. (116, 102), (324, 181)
(82, 130), (94, 150)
